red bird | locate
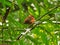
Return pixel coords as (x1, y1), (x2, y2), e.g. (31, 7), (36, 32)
(24, 15), (35, 24)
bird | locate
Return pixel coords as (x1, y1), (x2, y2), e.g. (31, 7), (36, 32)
(24, 15), (35, 24)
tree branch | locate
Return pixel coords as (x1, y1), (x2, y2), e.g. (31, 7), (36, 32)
(17, 5), (59, 40)
(3, 7), (10, 23)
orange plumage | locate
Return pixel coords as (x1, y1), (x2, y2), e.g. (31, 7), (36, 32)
(24, 15), (35, 24)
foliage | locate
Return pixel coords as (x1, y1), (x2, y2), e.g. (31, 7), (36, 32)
(0, 0), (60, 45)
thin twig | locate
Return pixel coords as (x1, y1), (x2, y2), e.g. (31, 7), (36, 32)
(16, 5), (59, 40)
(36, 6), (58, 21)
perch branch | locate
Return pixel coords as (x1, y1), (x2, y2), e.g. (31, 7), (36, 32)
(17, 5), (59, 40)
